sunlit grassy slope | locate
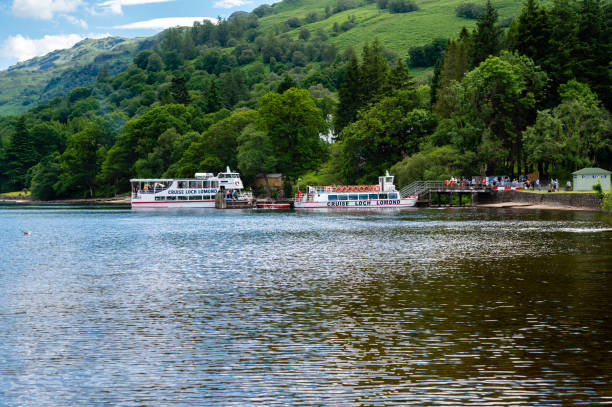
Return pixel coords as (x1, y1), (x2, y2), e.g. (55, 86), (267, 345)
(258, 0), (522, 60)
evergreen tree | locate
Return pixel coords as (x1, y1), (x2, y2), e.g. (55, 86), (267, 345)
(434, 29), (471, 116)
(277, 74), (297, 94)
(381, 58), (414, 96)
(170, 76), (190, 105)
(206, 79), (222, 113)
(515, 0), (551, 65)
(3, 117), (37, 190)
(572, 0), (611, 109)
(360, 38), (389, 103)
(334, 48), (362, 136)
(470, 0), (503, 67)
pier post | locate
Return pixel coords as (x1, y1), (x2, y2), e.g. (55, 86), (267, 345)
(215, 192), (226, 209)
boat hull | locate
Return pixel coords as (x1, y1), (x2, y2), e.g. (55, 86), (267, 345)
(294, 197), (417, 209)
(131, 200), (216, 209)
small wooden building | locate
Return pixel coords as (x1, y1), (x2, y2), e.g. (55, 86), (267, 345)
(255, 173), (284, 189)
(572, 167), (611, 191)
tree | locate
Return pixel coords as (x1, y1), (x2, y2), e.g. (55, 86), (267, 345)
(470, 0), (503, 68)
(3, 117), (37, 190)
(206, 79), (222, 113)
(258, 88), (328, 179)
(523, 80), (612, 175)
(338, 88), (434, 183)
(277, 74), (297, 94)
(514, 0), (550, 66)
(237, 124), (277, 195)
(30, 153), (61, 200)
(334, 48), (362, 135)
(360, 38), (390, 103)
(170, 76), (190, 105)
(173, 110), (258, 177)
(438, 51), (548, 175)
(55, 122), (107, 198)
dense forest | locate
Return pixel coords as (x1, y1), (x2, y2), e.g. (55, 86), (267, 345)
(0, 0), (610, 199)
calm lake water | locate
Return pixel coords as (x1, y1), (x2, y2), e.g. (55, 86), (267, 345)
(1, 204), (611, 406)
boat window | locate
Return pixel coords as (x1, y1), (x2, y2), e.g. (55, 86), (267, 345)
(369, 194), (378, 200)
(379, 193), (388, 199)
(349, 194), (358, 201)
(359, 194), (369, 200)
(232, 174), (239, 178)
(155, 196), (164, 201)
(166, 196), (176, 201)
(190, 181), (201, 188)
(388, 193), (398, 199)
(177, 196), (187, 200)
(203, 180), (210, 188)
(211, 181), (218, 188)
(189, 196), (202, 200)
(386, 177), (393, 183)
(339, 194), (348, 201)
(328, 195), (338, 201)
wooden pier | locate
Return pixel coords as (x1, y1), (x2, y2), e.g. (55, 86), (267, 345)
(400, 181), (494, 207)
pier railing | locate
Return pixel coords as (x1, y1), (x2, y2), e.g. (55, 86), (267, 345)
(399, 181), (493, 198)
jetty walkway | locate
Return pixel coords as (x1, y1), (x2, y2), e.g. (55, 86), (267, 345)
(399, 181), (495, 207)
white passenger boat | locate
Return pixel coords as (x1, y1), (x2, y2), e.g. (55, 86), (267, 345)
(130, 167), (252, 209)
(294, 172), (417, 209)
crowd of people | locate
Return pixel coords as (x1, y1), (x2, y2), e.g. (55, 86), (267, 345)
(442, 176), (571, 191)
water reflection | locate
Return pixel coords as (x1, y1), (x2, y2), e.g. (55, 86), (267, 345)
(0, 205), (611, 405)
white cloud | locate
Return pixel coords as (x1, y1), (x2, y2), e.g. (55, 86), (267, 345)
(213, 0), (251, 8)
(97, 0), (172, 15)
(12, 0), (82, 20)
(114, 17), (217, 29)
(64, 14), (88, 28)
(0, 33), (109, 62)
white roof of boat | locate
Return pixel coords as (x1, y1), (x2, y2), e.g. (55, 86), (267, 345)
(130, 178), (175, 182)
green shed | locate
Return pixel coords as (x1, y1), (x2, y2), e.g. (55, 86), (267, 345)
(572, 167), (611, 191)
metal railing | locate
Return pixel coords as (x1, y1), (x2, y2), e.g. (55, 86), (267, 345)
(399, 181), (492, 198)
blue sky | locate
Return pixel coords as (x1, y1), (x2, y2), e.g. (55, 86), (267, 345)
(0, 0), (270, 70)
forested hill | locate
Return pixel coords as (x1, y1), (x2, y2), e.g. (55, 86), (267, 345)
(0, 0), (520, 117)
(0, 0), (610, 201)
(0, 36), (157, 116)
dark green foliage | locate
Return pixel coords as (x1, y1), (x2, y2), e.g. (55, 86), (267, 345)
(258, 88), (328, 179)
(334, 49), (362, 134)
(456, 3), (486, 19)
(277, 74), (297, 94)
(30, 153), (61, 200)
(388, 0), (419, 13)
(470, 0), (503, 68)
(408, 38), (447, 67)
(170, 76), (190, 105)
(3, 117), (38, 190)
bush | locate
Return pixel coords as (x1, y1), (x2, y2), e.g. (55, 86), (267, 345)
(388, 0), (418, 13)
(593, 182), (604, 200)
(408, 38), (447, 67)
(602, 192), (612, 211)
(456, 3), (486, 19)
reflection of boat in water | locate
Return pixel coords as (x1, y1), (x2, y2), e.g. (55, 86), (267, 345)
(294, 171), (417, 209)
(130, 167), (252, 209)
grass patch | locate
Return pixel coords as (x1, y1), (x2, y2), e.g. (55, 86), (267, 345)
(0, 191), (31, 197)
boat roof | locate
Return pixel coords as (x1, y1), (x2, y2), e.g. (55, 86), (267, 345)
(130, 178), (174, 182)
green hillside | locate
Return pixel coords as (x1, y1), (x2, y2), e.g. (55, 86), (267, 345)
(0, 36), (157, 116)
(0, 0), (523, 117)
(257, 0), (518, 59)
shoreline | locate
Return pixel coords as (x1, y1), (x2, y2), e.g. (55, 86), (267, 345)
(0, 196), (131, 205)
(475, 202), (601, 211)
